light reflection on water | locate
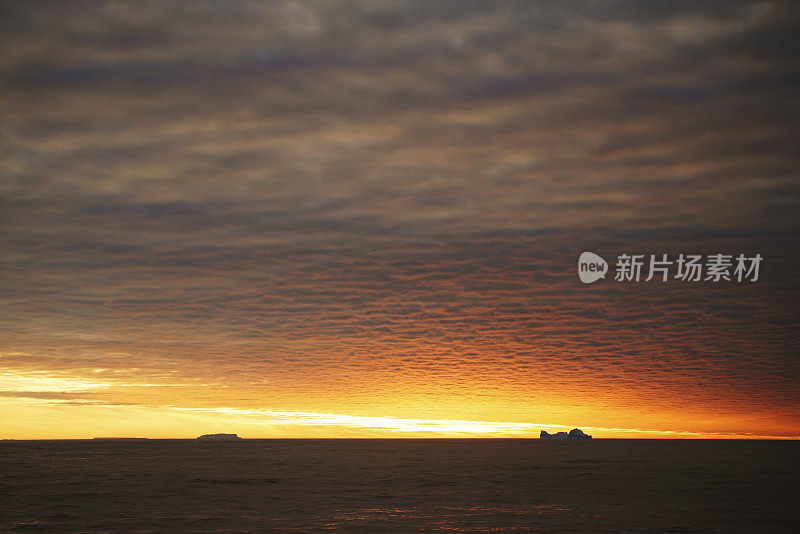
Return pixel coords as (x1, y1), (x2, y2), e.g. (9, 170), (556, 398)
(1, 439), (797, 532)
(316, 505), (573, 532)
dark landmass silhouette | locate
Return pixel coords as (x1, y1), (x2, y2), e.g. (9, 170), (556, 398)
(540, 428), (592, 440)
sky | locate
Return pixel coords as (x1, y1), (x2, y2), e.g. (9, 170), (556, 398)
(1, 1), (799, 439)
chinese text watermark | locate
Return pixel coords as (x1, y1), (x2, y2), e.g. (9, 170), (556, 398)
(578, 252), (762, 284)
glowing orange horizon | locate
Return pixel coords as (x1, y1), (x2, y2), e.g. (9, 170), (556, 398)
(2, 366), (798, 440)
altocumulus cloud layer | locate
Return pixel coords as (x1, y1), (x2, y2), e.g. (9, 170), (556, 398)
(1, 1), (799, 436)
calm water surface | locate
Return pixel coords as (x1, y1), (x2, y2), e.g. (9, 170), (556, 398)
(1, 439), (797, 532)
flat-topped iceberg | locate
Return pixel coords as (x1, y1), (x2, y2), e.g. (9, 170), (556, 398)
(197, 433), (242, 441)
(540, 428), (592, 440)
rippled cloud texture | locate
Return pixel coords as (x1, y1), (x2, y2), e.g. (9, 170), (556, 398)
(1, 1), (799, 438)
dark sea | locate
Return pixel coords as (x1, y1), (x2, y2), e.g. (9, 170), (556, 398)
(1, 439), (797, 533)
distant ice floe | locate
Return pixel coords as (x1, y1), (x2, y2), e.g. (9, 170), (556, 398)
(197, 433), (242, 441)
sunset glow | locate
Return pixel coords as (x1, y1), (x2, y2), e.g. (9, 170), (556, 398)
(1, 2), (799, 441)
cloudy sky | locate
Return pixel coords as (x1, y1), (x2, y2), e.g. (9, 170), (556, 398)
(1, 1), (798, 438)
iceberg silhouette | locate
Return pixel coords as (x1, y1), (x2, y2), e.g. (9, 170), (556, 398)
(540, 428), (592, 440)
(196, 433), (242, 441)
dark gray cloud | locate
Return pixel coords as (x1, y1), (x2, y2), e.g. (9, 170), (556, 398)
(1, 1), (798, 436)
